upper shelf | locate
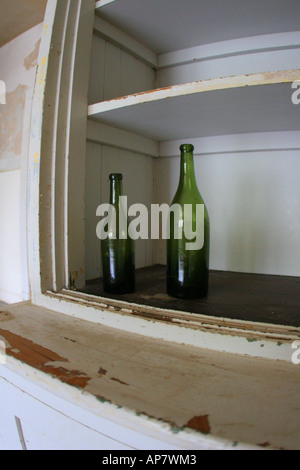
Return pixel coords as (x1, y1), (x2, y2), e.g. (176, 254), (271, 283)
(88, 70), (300, 142)
(95, 0), (300, 55)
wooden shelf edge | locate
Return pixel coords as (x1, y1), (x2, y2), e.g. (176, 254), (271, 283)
(34, 287), (300, 364)
(95, 0), (116, 10)
(1, 302), (300, 449)
(88, 69), (300, 117)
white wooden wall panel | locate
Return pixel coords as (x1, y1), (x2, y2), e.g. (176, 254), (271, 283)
(0, 377), (132, 450)
(85, 141), (102, 281)
(157, 48), (300, 89)
(85, 143), (154, 280)
(104, 42), (121, 100)
(101, 146), (154, 271)
(88, 35), (106, 104)
(0, 380), (23, 450)
(88, 35), (156, 104)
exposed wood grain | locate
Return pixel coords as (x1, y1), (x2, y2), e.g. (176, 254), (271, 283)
(0, 327), (90, 389)
(1, 302), (300, 449)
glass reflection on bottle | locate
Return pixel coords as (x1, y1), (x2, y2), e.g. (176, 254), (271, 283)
(167, 144), (210, 299)
(101, 174), (135, 294)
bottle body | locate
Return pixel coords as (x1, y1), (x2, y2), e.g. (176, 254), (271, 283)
(101, 174), (135, 294)
(167, 145), (210, 299)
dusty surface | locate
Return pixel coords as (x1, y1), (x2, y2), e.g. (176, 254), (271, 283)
(0, 302), (300, 449)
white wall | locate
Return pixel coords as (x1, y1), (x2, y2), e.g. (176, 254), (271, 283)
(85, 141), (154, 281)
(86, 34), (156, 281)
(0, 24), (42, 303)
(155, 148), (300, 277)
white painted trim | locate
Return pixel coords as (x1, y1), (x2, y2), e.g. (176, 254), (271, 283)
(87, 120), (159, 157)
(86, 126), (300, 158)
(28, 0), (59, 300)
(0, 289), (24, 305)
(0, 360), (259, 450)
(95, 0), (116, 9)
(159, 131), (300, 158)
(26, 0), (300, 362)
(88, 69), (300, 116)
(29, 291), (299, 364)
(158, 32), (300, 69)
(27, 0), (95, 301)
(66, 0), (96, 290)
(93, 14), (158, 68)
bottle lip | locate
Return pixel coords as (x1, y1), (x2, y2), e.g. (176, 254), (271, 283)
(180, 144), (194, 153)
(109, 173), (123, 181)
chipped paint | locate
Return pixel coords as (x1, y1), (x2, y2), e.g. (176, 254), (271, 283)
(98, 367), (107, 376)
(0, 327), (90, 389)
(23, 39), (41, 70)
(53, 289), (298, 356)
(96, 395), (113, 405)
(2, 303), (300, 449)
(0, 311), (14, 322)
(110, 377), (129, 386)
(135, 411), (184, 435)
(185, 415), (211, 435)
(33, 152), (39, 173)
(88, 69), (300, 117)
(38, 56), (48, 86)
(0, 85), (28, 169)
(69, 272), (79, 291)
(258, 441), (271, 448)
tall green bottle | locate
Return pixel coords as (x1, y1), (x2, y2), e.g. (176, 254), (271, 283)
(101, 174), (135, 294)
(167, 144), (210, 299)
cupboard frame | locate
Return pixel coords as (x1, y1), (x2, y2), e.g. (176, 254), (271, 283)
(27, 0), (300, 362)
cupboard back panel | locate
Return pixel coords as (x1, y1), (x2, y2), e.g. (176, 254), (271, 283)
(155, 150), (300, 277)
(85, 141), (154, 281)
(157, 48), (300, 89)
(88, 34), (156, 104)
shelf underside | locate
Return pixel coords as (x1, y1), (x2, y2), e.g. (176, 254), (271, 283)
(82, 266), (300, 328)
(96, 0), (300, 55)
(88, 81), (300, 141)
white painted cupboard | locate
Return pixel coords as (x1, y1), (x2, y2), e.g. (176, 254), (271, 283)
(1, 0), (300, 450)
(85, 0), (300, 283)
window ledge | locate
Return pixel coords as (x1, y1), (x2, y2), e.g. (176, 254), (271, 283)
(0, 301), (300, 449)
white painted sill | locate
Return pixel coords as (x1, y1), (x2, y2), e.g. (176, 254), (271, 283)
(1, 301), (300, 450)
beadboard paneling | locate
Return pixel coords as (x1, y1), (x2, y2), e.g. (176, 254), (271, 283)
(85, 142), (155, 280)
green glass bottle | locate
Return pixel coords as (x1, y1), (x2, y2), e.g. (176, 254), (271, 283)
(101, 174), (135, 294)
(167, 144), (210, 299)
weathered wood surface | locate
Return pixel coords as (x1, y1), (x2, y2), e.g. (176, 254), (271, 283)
(0, 302), (300, 449)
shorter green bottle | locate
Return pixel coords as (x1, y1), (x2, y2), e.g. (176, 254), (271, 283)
(167, 144), (210, 299)
(101, 174), (135, 294)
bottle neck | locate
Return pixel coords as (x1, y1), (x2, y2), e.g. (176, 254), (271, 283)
(110, 180), (123, 206)
(178, 149), (198, 191)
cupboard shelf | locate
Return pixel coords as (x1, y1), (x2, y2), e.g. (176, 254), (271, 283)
(95, 0), (300, 56)
(87, 69), (300, 142)
(81, 265), (300, 328)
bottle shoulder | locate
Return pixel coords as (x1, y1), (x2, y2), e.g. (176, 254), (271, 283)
(171, 187), (206, 205)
